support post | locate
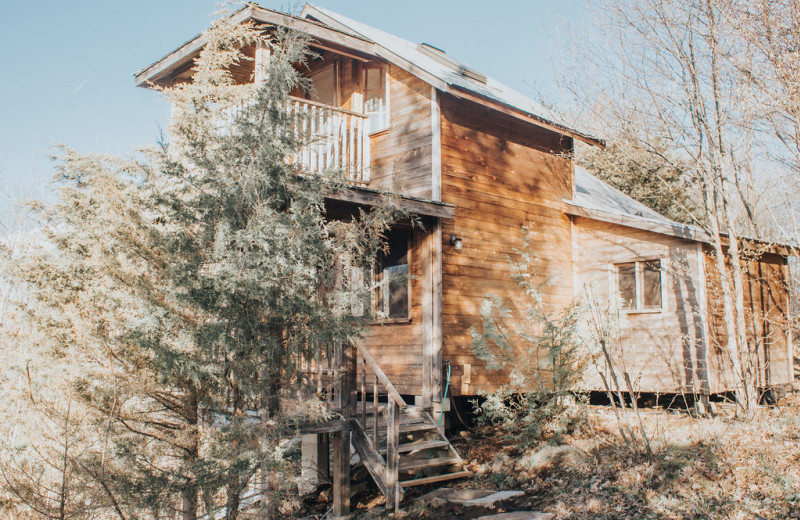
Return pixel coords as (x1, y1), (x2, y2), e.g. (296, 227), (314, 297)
(299, 433), (329, 495)
(385, 399), (400, 512)
(332, 429), (351, 519)
(254, 40), (271, 85)
(342, 343), (357, 418)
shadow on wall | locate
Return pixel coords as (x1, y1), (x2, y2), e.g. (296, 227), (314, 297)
(438, 93), (575, 394)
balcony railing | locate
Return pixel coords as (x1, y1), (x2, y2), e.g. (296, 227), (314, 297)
(213, 96), (371, 185)
(288, 97), (371, 185)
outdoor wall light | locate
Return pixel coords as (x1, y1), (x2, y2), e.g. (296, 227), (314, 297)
(450, 235), (463, 251)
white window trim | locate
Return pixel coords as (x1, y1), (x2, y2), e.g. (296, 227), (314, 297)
(363, 64), (390, 135)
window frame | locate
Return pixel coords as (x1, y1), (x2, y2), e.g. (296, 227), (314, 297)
(371, 229), (412, 324)
(362, 63), (390, 135)
(308, 62), (340, 106)
(614, 258), (665, 314)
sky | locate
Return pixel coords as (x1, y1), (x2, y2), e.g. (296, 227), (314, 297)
(0, 0), (589, 224)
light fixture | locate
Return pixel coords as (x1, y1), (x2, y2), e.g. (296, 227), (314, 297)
(449, 235), (462, 251)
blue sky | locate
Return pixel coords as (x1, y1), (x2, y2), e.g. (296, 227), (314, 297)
(0, 0), (587, 223)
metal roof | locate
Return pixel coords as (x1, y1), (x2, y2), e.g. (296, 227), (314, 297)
(566, 166), (709, 242)
(301, 4), (602, 146)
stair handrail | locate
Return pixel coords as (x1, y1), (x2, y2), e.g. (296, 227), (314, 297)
(354, 341), (407, 411)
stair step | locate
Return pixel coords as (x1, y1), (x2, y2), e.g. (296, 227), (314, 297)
(399, 470), (473, 488)
(398, 456), (462, 472)
(399, 439), (451, 453)
(399, 422), (438, 434)
(378, 439), (450, 455)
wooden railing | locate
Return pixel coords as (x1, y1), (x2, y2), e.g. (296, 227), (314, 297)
(297, 342), (344, 414)
(297, 341), (408, 509)
(351, 341), (407, 511)
(288, 97), (370, 185)
(214, 96), (370, 185)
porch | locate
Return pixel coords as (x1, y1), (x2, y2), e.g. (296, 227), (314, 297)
(297, 340), (470, 517)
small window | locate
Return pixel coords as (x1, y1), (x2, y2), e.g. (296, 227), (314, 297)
(363, 65), (389, 133)
(374, 229), (409, 320)
(616, 259), (662, 312)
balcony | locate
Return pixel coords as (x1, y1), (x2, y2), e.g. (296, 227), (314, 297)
(214, 96), (371, 185)
(287, 97), (371, 185)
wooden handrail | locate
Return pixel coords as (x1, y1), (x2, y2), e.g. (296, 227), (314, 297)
(354, 341), (407, 410)
(287, 95), (368, 118)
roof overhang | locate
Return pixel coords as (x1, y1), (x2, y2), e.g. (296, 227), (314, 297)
(565, 201), (800, 256)
(564, 201), (707, 242)
(135, 4), (603, 146)
(134, 5), (379, 88)
(446, 85), (604, 148)
(326, 185), (454, 220)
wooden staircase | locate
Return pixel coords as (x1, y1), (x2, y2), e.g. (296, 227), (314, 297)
(349, 343), (470, 511)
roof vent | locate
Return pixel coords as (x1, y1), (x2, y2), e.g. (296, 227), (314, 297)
(418, 43), (487, 84)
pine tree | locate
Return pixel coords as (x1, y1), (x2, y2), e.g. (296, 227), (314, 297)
(1, 15), (401, 520)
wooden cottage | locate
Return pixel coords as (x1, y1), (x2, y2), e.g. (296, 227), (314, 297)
(135, 4), (795, 515)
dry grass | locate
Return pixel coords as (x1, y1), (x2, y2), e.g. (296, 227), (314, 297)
(310, 394), (800, 519)
(434, 393), (800, 520)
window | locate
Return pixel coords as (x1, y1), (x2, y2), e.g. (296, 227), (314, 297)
(374, 229), (409, 320)
(310, 64), (338, 105)
(363, 65), (389, 133)
(616, 259), (662, 311)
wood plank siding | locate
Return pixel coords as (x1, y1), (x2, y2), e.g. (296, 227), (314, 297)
(360, 228), (425, 395)
(704, 248), (793, 393)
(572, 217), (710, 394)
(438, 94), (575, 396)
(368, 65), (434, 199)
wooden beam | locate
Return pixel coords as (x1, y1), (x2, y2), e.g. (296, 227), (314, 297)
(324, 187), (455, 219)
(432, 221), (443, 405)
(431, 86), (442, 201)
(250, 7), (376, 56)
(421, 229), (434, 409)
(385, 399), (400, 512)
(254, 40), (271, 85)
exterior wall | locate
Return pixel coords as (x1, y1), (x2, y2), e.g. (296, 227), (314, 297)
(360, 227), (426, 395)
(704, 249), (794, 392)
(438, 94), (575, 396)
(367, 64), (434, 199)
(572, 217), (709, 394)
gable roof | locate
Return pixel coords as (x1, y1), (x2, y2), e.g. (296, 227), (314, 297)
(565, 166), (709, 242)
(134, 3), (602, 147)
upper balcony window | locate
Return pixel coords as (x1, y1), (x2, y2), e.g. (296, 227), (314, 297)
(310, 63), (338, 106)
(363, 64), (390, 134)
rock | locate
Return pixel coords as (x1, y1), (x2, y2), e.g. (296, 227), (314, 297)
(418, 488), (524, 509)
(462, 490), (525, 508)
(319, 488), (331, 502)
(475, 513), (555, 520)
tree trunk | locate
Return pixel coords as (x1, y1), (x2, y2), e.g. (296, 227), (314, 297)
(182, 391), (200, 520)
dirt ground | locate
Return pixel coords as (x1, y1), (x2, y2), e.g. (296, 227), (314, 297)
(328, 392), (800, 520)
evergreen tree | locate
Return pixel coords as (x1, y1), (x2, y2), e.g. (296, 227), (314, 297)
(1, 16), (401, 520)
